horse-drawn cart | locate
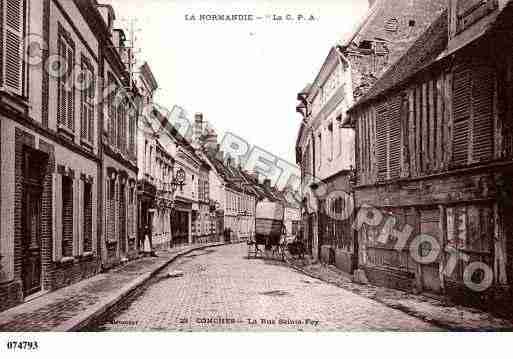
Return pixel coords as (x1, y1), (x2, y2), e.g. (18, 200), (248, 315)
(248, 199), (284, 259)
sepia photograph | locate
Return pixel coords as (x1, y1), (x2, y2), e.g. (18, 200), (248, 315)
(1, 0), (513, 356)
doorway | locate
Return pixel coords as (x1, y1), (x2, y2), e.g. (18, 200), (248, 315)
(22, 149), (46, 298)
(419, 208), (442, 294)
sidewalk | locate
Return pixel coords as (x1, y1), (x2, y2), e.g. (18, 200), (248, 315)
(0, 242), (225, 332)
(286, 257), (513, 331)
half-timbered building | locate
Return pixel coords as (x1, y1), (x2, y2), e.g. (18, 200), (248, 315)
(295, 0), (446, 273)
(348, 0), (513, 311)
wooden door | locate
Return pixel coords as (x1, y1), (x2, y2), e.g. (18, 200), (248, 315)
(22, 186), (42, 297)
(119, 183), (127, 255)
(420, 209), (442, 294)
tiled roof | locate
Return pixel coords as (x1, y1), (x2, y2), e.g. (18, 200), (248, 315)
(351, 10), (449, 110)
(202, 149), (292, 204)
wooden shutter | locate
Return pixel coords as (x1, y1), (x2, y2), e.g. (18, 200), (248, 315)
(75, 177), (82, 256)
(376, 96), (402, 181)
(388, 96), (402, 179)
(57, 39), (66, 126)
(452, 66), (472, 166)
(52, 173), (63, 261)
(3, 0), (24, 95)
(81, 86), (87, 139)
(66, 46), (74, 130)
(376, 102), (388, 181)
(471, 65), (495, 163)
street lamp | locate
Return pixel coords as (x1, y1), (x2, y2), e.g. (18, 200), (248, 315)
(171, 168), (186, 193)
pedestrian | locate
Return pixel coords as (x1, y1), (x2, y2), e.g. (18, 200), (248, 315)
(144, 225), (158, 257)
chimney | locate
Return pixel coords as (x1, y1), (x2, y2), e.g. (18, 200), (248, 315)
(192, 112), (204, 148)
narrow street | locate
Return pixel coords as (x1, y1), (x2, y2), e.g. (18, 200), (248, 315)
(95, 244), (440, 331)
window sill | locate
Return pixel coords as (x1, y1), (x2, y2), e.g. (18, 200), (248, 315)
(57, 125), (75, 141)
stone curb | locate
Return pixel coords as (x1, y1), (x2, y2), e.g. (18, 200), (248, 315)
(55, 242), (226, 332)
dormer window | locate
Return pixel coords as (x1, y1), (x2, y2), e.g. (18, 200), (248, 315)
(359, 40), (373, 50)
(456, 0), (498, 33)
(384, 18), (399, 32)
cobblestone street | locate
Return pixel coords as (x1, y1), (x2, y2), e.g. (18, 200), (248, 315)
(95, 244), (441, 331)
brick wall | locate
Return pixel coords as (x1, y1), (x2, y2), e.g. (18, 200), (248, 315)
(0, 127), (101, 312)
(349, 0), (447, 100)
(0, 282), (23, 313)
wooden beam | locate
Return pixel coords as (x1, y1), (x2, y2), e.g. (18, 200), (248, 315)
(494, 64), (502, 160)
(438, 205), (447, 292)
(401, 93), (410, 178)
(416, 86), (422, 174)
(369, 106), (378, 183)
(408, 88), (417, 177)
(444, 71), (454, 168)
(429, 80), (436, 172)
(436, 75), (444, 171)
(422, 82), (429, 173)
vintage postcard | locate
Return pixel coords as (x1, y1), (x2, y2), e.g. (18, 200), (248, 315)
(0, 0), (513, 356)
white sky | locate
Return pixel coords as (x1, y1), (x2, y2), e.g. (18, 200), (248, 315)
(103, 0), (368, 163)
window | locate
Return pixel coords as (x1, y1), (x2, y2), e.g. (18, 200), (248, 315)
(318, 133), (322, 168)
(144, 141), (149, 174)
(83, 181), (93, 253)
(57, 28), (75, 132)
(149, 147), (153, 177)
(328, 122), (334, 161)
(2, 0), (25, 95)
(375, 95), (402, 181)
(80, 58), (95, 144)
(62, 176), (74, 258)
(108, 178), (116, 243)
(452, 64), (495, 167)
(359, 40), (373, 50)
(107, 74), (117, 145)
(128, 185), (134, 236)
(384, 18), (399, 32)
(128, 106), (136, 156)
(117, 100), (126, 152)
